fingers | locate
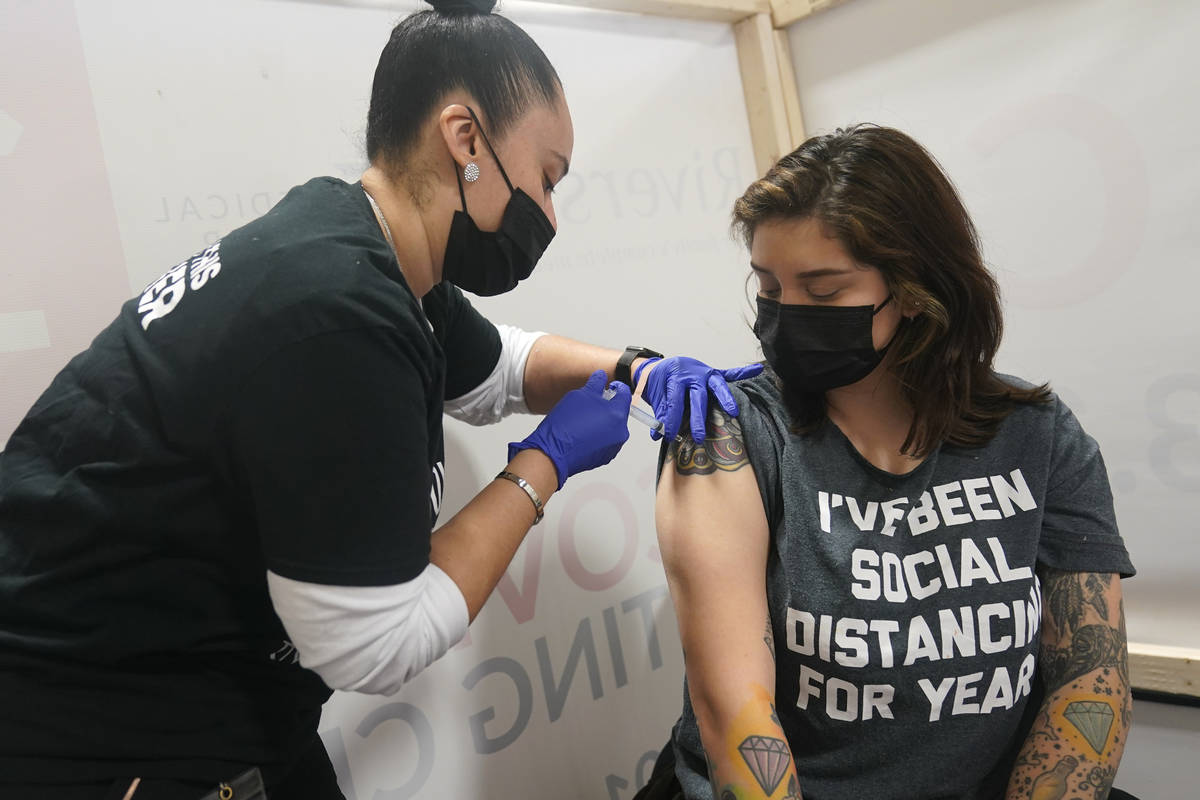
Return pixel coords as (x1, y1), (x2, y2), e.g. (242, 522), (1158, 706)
(721, 363), (764, 382)
(688, 382), (707, 443)
(583, 369), (609, 392)
(605, 380), (632, 410)
(708, 373), (739, 416)
(660, 380), (683, 441)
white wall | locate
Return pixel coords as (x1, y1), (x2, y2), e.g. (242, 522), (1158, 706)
(1, 1), (760, 797)
(786, 0), (1200, 794)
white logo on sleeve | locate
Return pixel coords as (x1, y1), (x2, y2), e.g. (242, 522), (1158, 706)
(269, 639), (300, 665)
(138, 241), (223, 330)
(430, 461), (445, 520)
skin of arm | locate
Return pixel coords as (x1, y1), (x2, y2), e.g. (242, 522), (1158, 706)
(428, 447), (558, 620)
(433, 335), (651, 619)
(521, 334), (653, 414)
(656, 406), (803, 800)
(1005, 569), (1130, 800)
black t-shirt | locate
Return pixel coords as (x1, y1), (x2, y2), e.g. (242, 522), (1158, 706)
(0, 177), (501, 784)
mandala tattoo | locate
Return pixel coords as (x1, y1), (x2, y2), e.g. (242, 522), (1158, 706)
(669, 408), (748, 475)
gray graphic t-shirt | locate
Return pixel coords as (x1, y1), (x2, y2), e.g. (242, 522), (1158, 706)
(670, 373), (1134, 800)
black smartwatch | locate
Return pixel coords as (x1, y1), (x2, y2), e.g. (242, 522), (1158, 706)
(615, 345), (664, 389)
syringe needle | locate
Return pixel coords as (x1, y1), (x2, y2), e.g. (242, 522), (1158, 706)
(603, 387), (677, 440)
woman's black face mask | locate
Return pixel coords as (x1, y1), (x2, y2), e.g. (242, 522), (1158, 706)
(754, 294), (896, 392)
(441, 107), (556, 297)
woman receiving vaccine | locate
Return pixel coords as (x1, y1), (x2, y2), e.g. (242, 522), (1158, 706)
(645, 125), (1134, 800)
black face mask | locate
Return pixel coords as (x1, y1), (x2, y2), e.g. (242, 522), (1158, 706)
(754, 294), (897, 392)
(441, 108), (556, 296)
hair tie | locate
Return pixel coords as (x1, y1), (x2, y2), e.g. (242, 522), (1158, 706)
(428, 0), (496, 14)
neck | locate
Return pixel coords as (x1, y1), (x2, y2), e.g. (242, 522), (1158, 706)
(824, 368), (922, 473)
(360, 165), (439, 299)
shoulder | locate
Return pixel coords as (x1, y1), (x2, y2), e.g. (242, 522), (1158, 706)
(727, 368), (801, 465)
(728, 369), (786, 434)
(422, 280), (491, 333)
(974, 374), (1108, 486)
(990, 373), (1080, 439)
(223, 178), (426, 337)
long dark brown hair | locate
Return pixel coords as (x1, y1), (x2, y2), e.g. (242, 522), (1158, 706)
(733, 124), (1049, 457)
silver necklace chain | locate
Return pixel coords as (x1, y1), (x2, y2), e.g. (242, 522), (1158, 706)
(363, 188), (396, 254)
(363, 186), (433, 330)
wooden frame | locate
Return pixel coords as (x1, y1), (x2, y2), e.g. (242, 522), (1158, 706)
(529, 0), (813, 173)
(1130, 643), (1200, 701)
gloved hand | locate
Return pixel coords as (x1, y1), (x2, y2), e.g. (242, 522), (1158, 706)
(509, 370), (632, 490)
(638, 356), (764, 442)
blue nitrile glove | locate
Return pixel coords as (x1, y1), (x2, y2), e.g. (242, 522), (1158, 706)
(638, 356), (764, 442)
(508, 370), (632, 490)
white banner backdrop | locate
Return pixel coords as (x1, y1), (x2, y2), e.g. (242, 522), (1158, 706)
(2, 1), (761, 797)
(786, 0), (1200, 651)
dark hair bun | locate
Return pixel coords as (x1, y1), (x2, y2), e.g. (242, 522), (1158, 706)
(428, 0), (496, 14)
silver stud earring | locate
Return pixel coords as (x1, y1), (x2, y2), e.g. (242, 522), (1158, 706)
(463, 162), (481, 183)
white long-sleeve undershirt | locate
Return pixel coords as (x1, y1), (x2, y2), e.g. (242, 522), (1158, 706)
(267, 564), (468, 696)
(444, 324), (546, 425)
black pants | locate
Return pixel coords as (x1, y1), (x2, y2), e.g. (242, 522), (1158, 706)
(0, 736), (344, 800)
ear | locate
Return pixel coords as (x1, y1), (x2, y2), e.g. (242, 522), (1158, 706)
(899, 295), (923, 319)
(437, 104), (480, 168)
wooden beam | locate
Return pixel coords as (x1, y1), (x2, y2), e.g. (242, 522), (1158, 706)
(527, 0), (769, 24)
(772, 27), (805, 145)
(1130, 642), (1200, 699)
(771, 0), (852, 28)
(734, 12), (801, 175)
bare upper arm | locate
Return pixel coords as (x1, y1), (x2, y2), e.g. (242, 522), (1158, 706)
(656, 406), (774, 691)
(656, 406), (769, 587)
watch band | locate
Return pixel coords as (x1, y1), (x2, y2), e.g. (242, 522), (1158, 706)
(615, 345), (664, 389)
(495, 470), (544, 524)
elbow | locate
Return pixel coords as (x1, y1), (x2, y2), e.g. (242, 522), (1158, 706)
(269, 565), (470, 697)
(686, 676), (750, 736)
(303, 620), (442, 696)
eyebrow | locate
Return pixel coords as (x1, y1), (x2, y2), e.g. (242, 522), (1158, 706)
(749, 262), (851, 280)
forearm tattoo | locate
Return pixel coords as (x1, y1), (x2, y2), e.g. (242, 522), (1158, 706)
(1008, 570), (1130, 799)
(1041, 572), (1129, 696)
(669, 407), (749, 475)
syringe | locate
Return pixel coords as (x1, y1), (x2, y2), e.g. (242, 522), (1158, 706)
(602, 387), (669, 438)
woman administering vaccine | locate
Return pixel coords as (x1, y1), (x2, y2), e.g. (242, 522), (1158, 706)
(0, 2), (757, 797)
(645, 126), (1135, 800)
